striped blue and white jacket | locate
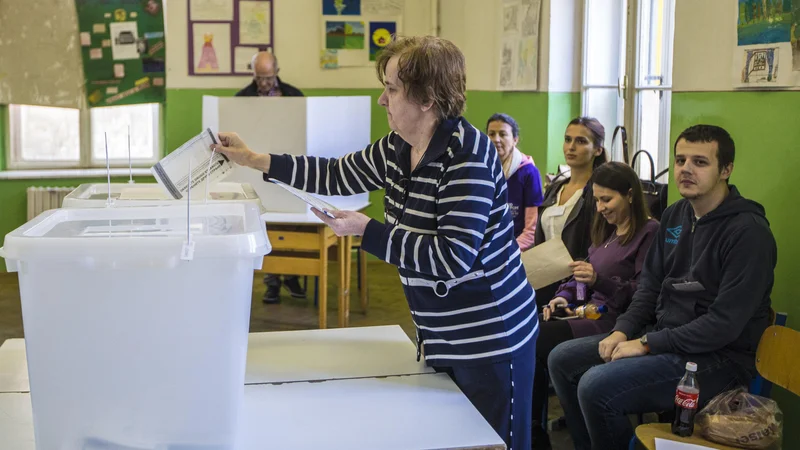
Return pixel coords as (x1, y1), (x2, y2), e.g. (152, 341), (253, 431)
(267, 117), (538, 366)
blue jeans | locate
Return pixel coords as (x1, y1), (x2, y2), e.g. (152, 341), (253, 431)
(547, 334), (750, 450)
(435, 339), (535, 450)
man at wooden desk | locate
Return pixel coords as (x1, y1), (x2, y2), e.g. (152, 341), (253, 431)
(237, 50), (306, 303)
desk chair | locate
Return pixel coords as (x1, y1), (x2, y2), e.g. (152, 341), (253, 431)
(631, 313), (794, 450)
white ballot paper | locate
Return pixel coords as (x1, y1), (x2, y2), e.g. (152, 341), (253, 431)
(268, 178), (339, 219)
(521, 238), (574, 290)
(654, 438), (715, 450)
(151, 129), (233, 199)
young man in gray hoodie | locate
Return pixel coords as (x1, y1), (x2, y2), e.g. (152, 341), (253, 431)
(546, 125), (777, 450)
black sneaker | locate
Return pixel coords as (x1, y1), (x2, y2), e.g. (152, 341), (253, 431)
(263, 286), (281, 304)
(283, 277), (306, 299)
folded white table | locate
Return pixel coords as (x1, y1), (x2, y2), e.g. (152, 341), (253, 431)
(0, 325), (433, 393)
(0, 374), (505, 450)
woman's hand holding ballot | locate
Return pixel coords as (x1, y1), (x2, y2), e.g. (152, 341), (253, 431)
(569, 261), (597, 286)
(310, 208), (371, 237)
(211, 132), (272, 174)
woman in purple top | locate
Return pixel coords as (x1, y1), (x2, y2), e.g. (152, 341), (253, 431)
(486, 113), (544, 251)
(530, 162), (659, 449)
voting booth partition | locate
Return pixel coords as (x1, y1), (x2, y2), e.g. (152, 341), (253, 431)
(202, 95), (373, 214)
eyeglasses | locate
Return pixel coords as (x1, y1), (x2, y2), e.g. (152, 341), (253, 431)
(384, 178), (409, 223)
(254, 75), (278, 83)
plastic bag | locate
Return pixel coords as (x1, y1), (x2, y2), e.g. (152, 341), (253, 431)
(695, 387), (782, 449)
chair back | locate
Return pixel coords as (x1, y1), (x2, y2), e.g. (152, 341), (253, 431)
(756, 325), (800, 397)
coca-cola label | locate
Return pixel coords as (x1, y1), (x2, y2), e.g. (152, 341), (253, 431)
(675, 390), (698, 409)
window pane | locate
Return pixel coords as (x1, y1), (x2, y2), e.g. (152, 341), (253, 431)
(636, 89), (668, 180)
(91, 103), (158, 161)
(637, 0), (673, 87)
(584, 0), (626, 85)
(583, 88), (622, 154)
(17, 105), (80, 161)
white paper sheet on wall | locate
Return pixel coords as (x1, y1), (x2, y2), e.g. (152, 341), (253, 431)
(362, 0), (405, 15)
(497, 0), (540, 91)
(189, 0), (234, 21)
(239, 1), (272, 45)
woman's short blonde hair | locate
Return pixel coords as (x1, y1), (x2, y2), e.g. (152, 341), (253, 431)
(376, 36), (467, 120)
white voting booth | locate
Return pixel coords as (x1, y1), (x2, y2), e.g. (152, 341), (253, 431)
(202, 96), (372, 213)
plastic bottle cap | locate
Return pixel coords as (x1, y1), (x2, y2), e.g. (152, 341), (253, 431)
(685, 362), (697, 372)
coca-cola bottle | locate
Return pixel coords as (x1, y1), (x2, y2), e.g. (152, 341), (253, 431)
(672, 362), (699, 437)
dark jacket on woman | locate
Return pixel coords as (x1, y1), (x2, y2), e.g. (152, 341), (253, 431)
(533, 177), (596, 260)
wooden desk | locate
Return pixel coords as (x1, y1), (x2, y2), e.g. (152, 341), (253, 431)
(0, 374), (505, 450)
(261, 201), (370, 329)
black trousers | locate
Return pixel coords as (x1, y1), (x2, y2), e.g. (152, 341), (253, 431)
(532, 318), (574, 426)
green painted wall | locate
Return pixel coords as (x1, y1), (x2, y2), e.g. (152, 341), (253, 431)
(165, 88), (559, 221)
(546, 92), (582, 174)
(0, 88), (565, 268)
(0, 105), (6, 170)
(671, 90), (800, 439)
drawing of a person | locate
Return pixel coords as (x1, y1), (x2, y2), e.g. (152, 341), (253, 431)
(197, 33), (219, 71)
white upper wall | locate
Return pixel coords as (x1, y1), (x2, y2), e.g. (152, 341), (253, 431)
(672, 0), (800, 92)
(547, 0), (581, 92)
(672, 0), (737, 92)
(167, 0), (581, 92)
(166, 0), (434, 89)
(439, 0), (581, 92)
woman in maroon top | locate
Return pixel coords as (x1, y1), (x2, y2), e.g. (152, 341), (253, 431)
(531, 162), (659, 449)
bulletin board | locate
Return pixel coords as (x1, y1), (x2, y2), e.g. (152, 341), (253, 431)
(319, 0), (403, 69)
(187, 0), (274, 76)
(74, 0), (166, 107)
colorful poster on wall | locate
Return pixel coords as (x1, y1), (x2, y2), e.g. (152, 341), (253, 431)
(323, 0), (361, 15)
(74, 0), (166, 107)
(734, 0), (800, 87)
(320, 0), (402, 67)
(193, 23), (232, 74)
(369, 21), (395, 61)
(188, 0), (273, 76)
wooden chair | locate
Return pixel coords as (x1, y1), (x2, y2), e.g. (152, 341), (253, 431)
(631, 316), (797, 449)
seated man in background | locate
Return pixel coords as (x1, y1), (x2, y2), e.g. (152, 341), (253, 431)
(237, 50), (305, 303)
(236, 51), (303, 97)
(547, 125), (777, 450)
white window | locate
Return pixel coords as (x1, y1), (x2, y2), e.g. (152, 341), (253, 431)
(7, 103), (161, 170)
(581, 0), (675, 181)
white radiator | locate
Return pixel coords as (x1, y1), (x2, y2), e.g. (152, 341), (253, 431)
(26, 187), (75, 220)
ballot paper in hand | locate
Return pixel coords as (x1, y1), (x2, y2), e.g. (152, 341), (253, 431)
(521, 238), (575, 290)
(268, 178), (339, 219)
(151, 128), (233, 199)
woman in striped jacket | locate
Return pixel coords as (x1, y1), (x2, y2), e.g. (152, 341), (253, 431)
(213, 36), (538, 450)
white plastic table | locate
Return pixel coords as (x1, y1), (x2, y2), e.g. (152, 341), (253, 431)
(0, 374), (505, 450)
(0, 325), (432, 393)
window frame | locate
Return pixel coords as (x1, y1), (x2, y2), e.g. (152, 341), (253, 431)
(580, 0), (676, 178)
(6, 103), (163, 171)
